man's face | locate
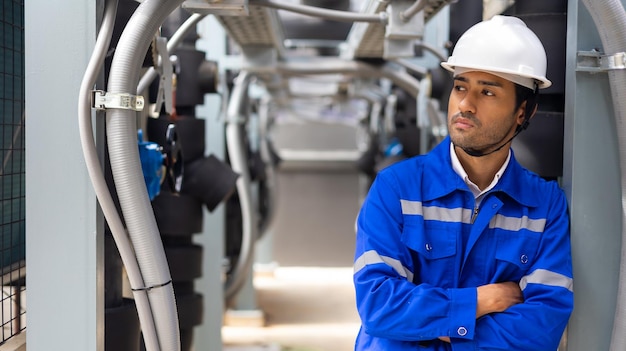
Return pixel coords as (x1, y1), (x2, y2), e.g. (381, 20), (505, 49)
(447, 71), (524, 156)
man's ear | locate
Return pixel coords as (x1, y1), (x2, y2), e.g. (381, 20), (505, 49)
(516, 100), (538, 126)
(516, 101), (527, 126)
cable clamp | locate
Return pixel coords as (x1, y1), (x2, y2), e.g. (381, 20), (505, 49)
(131, 279), (172, 292)
(152, 36), (175, 115)
(92, 90), (145, 111)
(577, 50), (626, 73)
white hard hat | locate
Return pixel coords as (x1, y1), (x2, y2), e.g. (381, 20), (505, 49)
(441, 15), (552, 89)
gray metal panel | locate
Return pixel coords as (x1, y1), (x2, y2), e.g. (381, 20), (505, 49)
(25, 1), (103, 350)
(563, 1), (624, 350)
(270, 170), (360, 267)
(512, 111), (564, 179)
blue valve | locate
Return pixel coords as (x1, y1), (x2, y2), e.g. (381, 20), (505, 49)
(384, 137), (403, 157)
(137, 130), (165, 200)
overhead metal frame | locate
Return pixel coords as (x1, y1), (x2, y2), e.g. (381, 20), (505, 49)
(343, 0), (453, 59)
(214, 4), (286, 57)
(212, 0), (453, 60)
(342, 0), (390, 58)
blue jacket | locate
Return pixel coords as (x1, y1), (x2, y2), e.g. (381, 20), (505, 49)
(354, 137), (573, 350)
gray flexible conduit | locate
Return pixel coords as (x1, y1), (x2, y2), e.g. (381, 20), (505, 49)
(78, 0), (161, 349)
(257, 95), (279, 237)
(106, 0), (185, 350)
(224, 71), (258, 300)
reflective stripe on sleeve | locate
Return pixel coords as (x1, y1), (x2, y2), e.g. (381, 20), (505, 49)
(354, 250), (414, 282)
(520, 269), (573, 292)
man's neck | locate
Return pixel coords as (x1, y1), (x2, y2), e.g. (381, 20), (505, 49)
(454, 145), (510, 190)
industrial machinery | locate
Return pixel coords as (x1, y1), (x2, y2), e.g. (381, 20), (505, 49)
(19, 0), (626, 350)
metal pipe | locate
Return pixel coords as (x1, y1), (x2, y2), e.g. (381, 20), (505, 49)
(249, 0), (388, 23)
(391, 58), (429, 77)
(400, 0), (426, 22)
(272, 58), (420, 98)
(414, 40), (447, 62)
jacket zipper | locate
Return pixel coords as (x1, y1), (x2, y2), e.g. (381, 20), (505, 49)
(471, 205), (479, 223)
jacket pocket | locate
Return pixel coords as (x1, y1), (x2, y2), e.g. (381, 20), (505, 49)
(401, 223), (457, 285)
(494, 232), (540, 279)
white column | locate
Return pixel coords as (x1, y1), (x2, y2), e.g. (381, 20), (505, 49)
(25, 1), (103, 351)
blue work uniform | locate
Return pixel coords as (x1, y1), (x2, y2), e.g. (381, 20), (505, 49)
(353, 137), (574, 350)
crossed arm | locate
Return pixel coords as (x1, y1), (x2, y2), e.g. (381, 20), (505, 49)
(439, 282), (523, 343)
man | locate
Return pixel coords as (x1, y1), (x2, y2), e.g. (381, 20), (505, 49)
(353, 15), (573, 350)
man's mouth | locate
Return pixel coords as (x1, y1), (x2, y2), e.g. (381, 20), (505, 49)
(451, 115), (474, 130)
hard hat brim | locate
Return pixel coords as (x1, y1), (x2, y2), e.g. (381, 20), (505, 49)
(440, 61), (552, 89)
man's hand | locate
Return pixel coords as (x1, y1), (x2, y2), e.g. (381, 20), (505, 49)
(438, 282), (523, 343)
(476, 281), (523, 318)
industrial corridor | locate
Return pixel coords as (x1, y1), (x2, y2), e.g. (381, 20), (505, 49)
(7, 0), (626, 350)
(222, 168), (362, 351)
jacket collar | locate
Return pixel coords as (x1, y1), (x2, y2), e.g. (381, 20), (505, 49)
(422, 137), (540, 207)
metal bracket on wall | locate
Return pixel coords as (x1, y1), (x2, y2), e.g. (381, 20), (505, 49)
(577, 50), (626, 73)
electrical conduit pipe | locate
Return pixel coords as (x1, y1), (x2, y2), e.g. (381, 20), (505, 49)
(249, 0), (387, 23)
(77, 0), (161, 349)
(106, 0), (185, 350)
(257, 95), (279, 237)
(579, 1), (626, 350)
(224, 71), (258, 300)
(274, 59), (421, 98)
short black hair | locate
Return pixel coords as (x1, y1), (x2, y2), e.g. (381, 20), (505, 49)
(514, 83), (536, 111)
(513, 83), (539, 132)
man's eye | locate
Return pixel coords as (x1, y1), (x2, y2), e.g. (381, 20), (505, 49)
(454, 85), (466, 92)
(483, 89), (495, 96)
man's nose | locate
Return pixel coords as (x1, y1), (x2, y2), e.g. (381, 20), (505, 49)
(457, 94), (477, 115)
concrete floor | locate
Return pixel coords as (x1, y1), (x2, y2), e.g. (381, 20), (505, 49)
(222, 267), (360, 351)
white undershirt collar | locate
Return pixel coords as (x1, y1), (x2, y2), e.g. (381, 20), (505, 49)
(450, 142), (510, 203)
